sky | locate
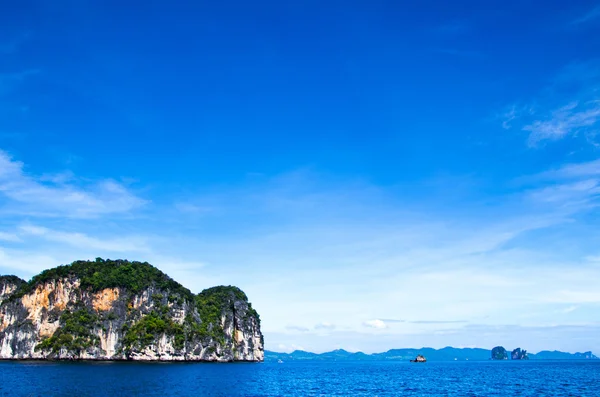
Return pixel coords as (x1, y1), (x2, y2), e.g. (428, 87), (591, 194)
(1, 0), (600, 354)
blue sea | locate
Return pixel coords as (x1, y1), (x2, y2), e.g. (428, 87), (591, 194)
(1, 360), (598, 396)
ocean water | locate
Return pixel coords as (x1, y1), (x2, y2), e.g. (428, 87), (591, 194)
(1, 360), (598, 396)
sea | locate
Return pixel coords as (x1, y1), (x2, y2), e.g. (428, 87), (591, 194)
(1, 360), (598, 396)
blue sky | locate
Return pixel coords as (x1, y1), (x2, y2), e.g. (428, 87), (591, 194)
(1, 0), (600, 354)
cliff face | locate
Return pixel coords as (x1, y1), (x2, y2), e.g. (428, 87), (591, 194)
(0, 259), (263, 362)
(0, 276), (25, 304)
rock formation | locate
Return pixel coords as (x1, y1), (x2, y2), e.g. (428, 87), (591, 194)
(0, 259), (263, 361)
(511, 348), (528, 360)
(491, 346), (508, 360)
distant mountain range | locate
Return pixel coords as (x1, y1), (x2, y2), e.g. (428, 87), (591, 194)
(265, 348), (598, 362)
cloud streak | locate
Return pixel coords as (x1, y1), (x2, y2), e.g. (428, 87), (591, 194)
(0, 149), (146, 218)
(19, 225), (149, 253)
(1, 156), (600, 353)
(524, 101), (600, 146)
(571, 6), (600, 25)
(0, 232), (21, 242)
(502, 62), (600, 146)
(363, 319), (388, 329)
(315, 322), (336, 330)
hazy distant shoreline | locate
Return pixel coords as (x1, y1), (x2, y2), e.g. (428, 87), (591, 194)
(265, 347), (598, 362)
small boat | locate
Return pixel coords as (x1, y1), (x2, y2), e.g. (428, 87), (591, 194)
(278, 359), (284, 364)
(410, 354), (427, 363)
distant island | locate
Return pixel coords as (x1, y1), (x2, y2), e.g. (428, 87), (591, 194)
(490, 346), (529, 360)
(265, 347), (598, 362)
(0, 259), (263, 362)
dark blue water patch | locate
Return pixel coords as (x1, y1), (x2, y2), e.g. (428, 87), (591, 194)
(0, 360), (599, 396)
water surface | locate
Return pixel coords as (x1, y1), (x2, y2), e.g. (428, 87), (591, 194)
(1, 360), (598, 396)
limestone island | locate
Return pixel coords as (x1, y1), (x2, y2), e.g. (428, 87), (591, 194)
(0, 259), (263, 362)
(491, 346), (529, 360)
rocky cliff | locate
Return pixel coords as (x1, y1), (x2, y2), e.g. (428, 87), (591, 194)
(0, 259), (263, 362)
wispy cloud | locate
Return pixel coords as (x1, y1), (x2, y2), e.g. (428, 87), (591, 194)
(0, 247), (59, 276)
(500, 104), (535, 130)
(514, 158), (600, 215)
(19, 224), (149, 253)
(526, 179), (600, 211)
(533, 159), (600, 180)
(543, 290), (600, 304)
(502, 61), (600, 146)
(0, 231), (21, 242)
(379, 318), (467, 324)
(315, 322), (336, 330)
(269, 320), (600, 354)
(276, 343), (305, 353)
(363, 319), (388, 329)
(380, 318), (406, 323)
(571, 6), (600, 25)
(558, 305), (579, 314)
(502, 106), (518, 130)
(2, 161), (600, 353)
(410, 320), (468, 324)
(0, 149), (146, 218)
(285, 325), (310, 333)
(173, 202), (213, 214)
(524, 101), (600, 146)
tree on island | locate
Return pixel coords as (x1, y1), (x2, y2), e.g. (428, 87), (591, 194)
(491, 346), (508, 360)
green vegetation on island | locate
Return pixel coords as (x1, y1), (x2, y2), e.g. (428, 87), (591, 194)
(36, 307), (101, 355)
(491, 346), (508, 360)
(0, 259), (263, 361)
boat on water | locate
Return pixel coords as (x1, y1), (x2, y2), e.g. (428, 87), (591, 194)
(410, 354), (427, 363)
(278, 359), (284, 364)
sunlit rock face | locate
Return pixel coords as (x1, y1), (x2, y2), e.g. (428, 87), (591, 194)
(0, 259), (263, 362)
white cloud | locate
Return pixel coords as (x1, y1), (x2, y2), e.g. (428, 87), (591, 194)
(534, 159), (600, 180)
(0, 247), (59, 277)
(276, 343), (305, 353)
(559, 306), (579, 314)
(174, 202), (213, 214)
(527, 179), (600, 208)
(524, 101), (600, 145)
(2, 163), (600, 354)
(0, 231), (21, 242)
(18, 224), (149, 253)
(502, 106), (518, 129)
(363, 319), (387, 329)
(0, 149), (145, 218)
(315, 322), (336, 330)
(286, 325), (310, 333)
(544, 290), (600, 304)
(503, 61), (600, 146)
(516, 159), (600, 215)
